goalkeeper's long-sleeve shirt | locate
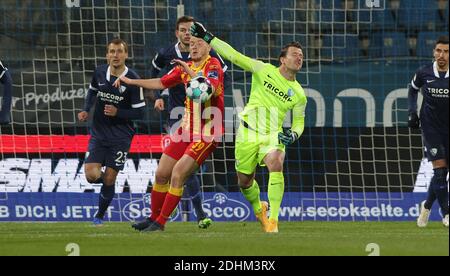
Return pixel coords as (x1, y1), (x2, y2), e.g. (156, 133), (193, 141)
(210, 38), (307, 138)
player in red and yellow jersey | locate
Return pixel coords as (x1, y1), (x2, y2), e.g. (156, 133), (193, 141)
(114, 37), (224, 232)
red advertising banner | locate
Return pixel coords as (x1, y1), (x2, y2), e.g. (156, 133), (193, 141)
(0, 135), (164, 153)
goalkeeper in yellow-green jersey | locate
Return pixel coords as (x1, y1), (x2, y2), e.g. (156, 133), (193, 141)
(191, 22), (307, 233)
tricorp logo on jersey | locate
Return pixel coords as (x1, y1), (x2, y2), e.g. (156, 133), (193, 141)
(97, 91), (125, 104)
(427, 87), (449, 98)
(202, 193), (251, 221)
(263, 80), (293, 103)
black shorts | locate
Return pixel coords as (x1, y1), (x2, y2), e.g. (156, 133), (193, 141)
(85, 137), (132, 171)
(422, 127), (449, 162)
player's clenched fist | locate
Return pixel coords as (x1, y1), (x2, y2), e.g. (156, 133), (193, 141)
(78, 111), (89, 122)
(407, 112), (420, 129)
(278, 128), (299, 146)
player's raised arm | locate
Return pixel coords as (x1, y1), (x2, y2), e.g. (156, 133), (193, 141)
(113, 75), (165, 91)
(171, 59), (196, 78)
(190, 22), (265, 73)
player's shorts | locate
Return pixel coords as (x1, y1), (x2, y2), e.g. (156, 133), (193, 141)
(164, 137), (218, 166)
(85, 137), (132, 171)
(422, 127), (449, 162)
(235, 122), (285, 175)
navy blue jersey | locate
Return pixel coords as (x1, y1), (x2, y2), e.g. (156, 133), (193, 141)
(150, 42), (228, 113)
(0, 59), (12, 124)
(87, 64), (146, 141)
(410, 62), (449, 133)
(0, 60), (7, 80)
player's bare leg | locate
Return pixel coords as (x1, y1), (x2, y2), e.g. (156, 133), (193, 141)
(171, 155), (200, 189)
(264, 150), (286, 233)
(133, 154), (178, 231)
(238, 171), (269, 232)
(85, 163), (103, 184)
(144, 155), (199, 231)
(155, 154), (179, 185)
(152, 154), (179, 219)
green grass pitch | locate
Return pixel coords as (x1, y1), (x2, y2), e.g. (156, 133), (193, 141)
(0, 221), (447, 256)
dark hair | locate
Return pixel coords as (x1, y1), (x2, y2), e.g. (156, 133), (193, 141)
(436, 35), (449, 46)
(279, 41), (303, 62)
(107, 38), (128, 53)
(176, 16), (195, 31)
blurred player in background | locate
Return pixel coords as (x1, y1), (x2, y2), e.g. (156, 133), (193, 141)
(114, 36), (224, 232)
(78, 38), (146, 226)
(0, 59), (12, 125)
(409, 36), (449, 228)
(149, 16), (228, 228)
(191, 22), (307, 233)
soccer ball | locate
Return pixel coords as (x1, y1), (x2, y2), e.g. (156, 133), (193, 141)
(186, 75), (213, 103)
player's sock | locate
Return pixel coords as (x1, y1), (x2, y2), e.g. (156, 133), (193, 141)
(268, 172), (285, 221)
(150, 182), (169, 221)
(431, 167), (449, 216)
(424, 188), (437, 210)
(191, 193), (207, 220)
(96, 184), (115, 219)
(241, 180), (262, 214)
(156, 186), (184, 226)
(186, 175), (207, 219)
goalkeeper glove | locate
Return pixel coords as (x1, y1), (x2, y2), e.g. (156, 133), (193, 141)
(190, 22), (215, 44)
(407, 112), (420, 129)
(278, 128), (299, 146)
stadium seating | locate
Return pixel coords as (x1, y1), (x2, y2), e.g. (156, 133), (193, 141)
(445, 1), (449, 28)
(321, 35), (361, 60)
(229, 32), (256, 52)
(369, 32), (409, 58)
(268, 0), (294, 20)
(1, 0), (448, 66)
(212, 0), (250, 31)
(416, 31), (448, 57)
(372, 8), (398, 31)
(398, 0), (439, 31)
(318, 0), (343, 9)
(316, 0), (345, 23)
